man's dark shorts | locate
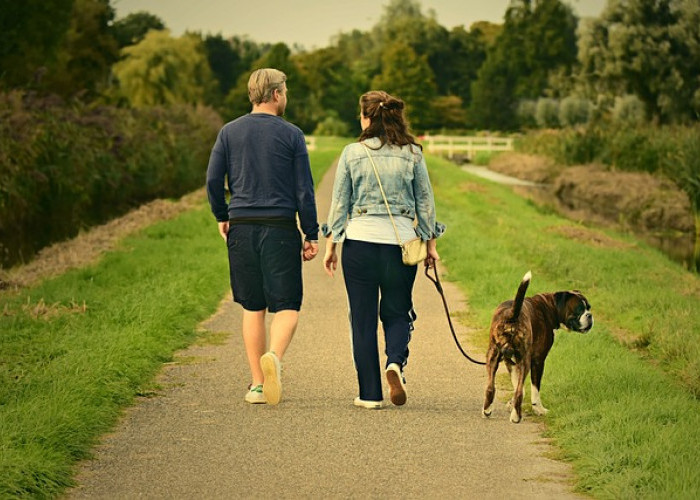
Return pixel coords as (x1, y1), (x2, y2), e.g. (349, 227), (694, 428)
(226, 224), (302, 312)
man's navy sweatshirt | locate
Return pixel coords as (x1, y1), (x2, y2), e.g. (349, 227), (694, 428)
(206, 113), (319, 240)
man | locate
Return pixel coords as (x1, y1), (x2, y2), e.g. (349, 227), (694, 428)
(206, 68), (319, 405)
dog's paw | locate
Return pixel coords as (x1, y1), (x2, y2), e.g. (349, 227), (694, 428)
(532, 403), (549, 416)
(510, 408), (521, 423)
(482, 407), (492, 418)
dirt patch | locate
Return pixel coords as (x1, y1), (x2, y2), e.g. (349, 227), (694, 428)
(554, 165), (694, 234)
(490, 152), (694, 237)
(0, 188), (206, 292)
(490, 152), (562, 184)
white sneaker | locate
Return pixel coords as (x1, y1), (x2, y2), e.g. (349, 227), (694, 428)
(244, 384), (266, 404)
(353, 397), (382, 409)
(386, 363), (406, 406)
(260, 351), (282, 405)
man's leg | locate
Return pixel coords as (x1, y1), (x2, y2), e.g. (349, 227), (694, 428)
(269, 309), (298, 360)
(242, 309), (266, 385)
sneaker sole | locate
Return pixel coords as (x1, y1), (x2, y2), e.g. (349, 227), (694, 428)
(354, 398), (382, 409)
(386, 368), (406, 406)
(261, 353), (281, 405)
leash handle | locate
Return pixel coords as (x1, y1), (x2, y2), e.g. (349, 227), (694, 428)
(424, 263), (486, 366)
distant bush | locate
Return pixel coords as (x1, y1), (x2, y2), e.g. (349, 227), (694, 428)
(313, 111), (350, 137)
(559, 96), (592, 127)
(535, 98), (560, 128)
(612, 95), (646, 125)
(516, 99), (537, 129)
(0, 91), (222, 268)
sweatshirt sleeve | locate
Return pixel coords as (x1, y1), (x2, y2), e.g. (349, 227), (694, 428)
(294, 133), (319, 240)
(206, 129), (229, 222)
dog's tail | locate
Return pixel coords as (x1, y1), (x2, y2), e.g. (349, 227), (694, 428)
(508, 271), (531, 322)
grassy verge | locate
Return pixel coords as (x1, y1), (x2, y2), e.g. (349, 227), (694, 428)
(428, 153), (700, 497)
(0, 143), (340, 497)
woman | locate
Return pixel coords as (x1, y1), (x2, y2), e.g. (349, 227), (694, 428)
(322, 90), (445, 409)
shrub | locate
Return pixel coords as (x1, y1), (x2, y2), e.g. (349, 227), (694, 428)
(535, 98), (560, 128)
(313, 111), (350, 137)
(612, 95), (646, 125)
(0, 91), (222, 268)
(559, 96), (592, 127)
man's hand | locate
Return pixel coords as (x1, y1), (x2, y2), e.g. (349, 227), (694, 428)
(218, 221), (229, 241)
(303, 240), (319, 261)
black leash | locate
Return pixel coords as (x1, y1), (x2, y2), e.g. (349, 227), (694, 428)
(424, 262), (486, 365)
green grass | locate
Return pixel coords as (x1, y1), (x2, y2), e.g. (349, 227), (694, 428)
(0, 206), (230, 497)
(427, 153), (700, 498)
(309, 136), (349, 187)
(0, 144), (342, 498)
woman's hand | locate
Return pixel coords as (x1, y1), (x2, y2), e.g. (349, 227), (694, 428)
(424, 238), (440, 269)
(323, 239), (338, 277)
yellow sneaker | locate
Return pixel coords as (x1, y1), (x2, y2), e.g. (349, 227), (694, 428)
(260, 351), (282, 405)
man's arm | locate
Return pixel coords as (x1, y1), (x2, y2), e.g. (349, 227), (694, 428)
(206, 131), (230, 239)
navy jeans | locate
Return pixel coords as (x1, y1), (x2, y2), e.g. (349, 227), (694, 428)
(341, 239), (418, 401)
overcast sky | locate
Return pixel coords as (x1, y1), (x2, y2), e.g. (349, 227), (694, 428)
(112, 0), (607, 50)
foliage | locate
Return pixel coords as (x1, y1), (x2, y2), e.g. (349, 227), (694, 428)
(535, 97), (560, 128)
(372, 41), (437, 132)
(612, 94), (647, 125)
(0, 0), (118, 98)
(0, 0), (74, 89)
(576, 0), (700, 123)
(110, 10), (165, 48)
(469, 0), (578, 130)
(0, 91), (222, 268)
(112, 30), (215, 108)
(558, 96), (592, 127)
(313, 111), (351, 137)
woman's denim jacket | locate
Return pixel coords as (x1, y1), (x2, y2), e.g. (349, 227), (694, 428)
(321, 137), (445, 242)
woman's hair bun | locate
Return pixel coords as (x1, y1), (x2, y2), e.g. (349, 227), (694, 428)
(384, 99), (404, 111)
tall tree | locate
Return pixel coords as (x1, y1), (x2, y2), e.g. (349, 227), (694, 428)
(203, 33), (241, 107)
(372, 41), (437, 132)
(111, 11), (165, 48)
(577, 0), (700, 122)
(112, 30), (214, 107)
(0, 0), (74, 88)
(469, 0), (578, 129)
(44, 0), (119, 97)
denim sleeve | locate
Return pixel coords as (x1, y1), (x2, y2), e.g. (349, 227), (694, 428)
(294, 134), (319, 240)
(321, 147), (352, 241)
(206, 130), (229, 222)
(413, 153), (445, 240)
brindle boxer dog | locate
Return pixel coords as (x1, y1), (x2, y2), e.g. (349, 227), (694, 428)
(482, 271), (593, 423)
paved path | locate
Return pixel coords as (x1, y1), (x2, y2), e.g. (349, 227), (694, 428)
(68, 164), (580, 499)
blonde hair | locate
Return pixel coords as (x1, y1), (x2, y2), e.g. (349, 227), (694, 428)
(248, 68), (287, 105)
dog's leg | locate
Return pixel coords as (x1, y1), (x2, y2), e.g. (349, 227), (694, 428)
(510, 360), (530, 424)
(506, 362), (518, 412)
(530, 358), (548, 415)
(482, 346), (500, 418)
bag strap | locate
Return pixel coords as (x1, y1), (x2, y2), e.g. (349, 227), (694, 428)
(361, 143), (404, 246)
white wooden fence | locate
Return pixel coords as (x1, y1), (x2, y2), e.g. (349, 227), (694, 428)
(305, 136), (317, 151)
(422, 134), (513, 159)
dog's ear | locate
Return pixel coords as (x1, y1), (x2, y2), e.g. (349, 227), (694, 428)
(554, 291), (571, 312)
